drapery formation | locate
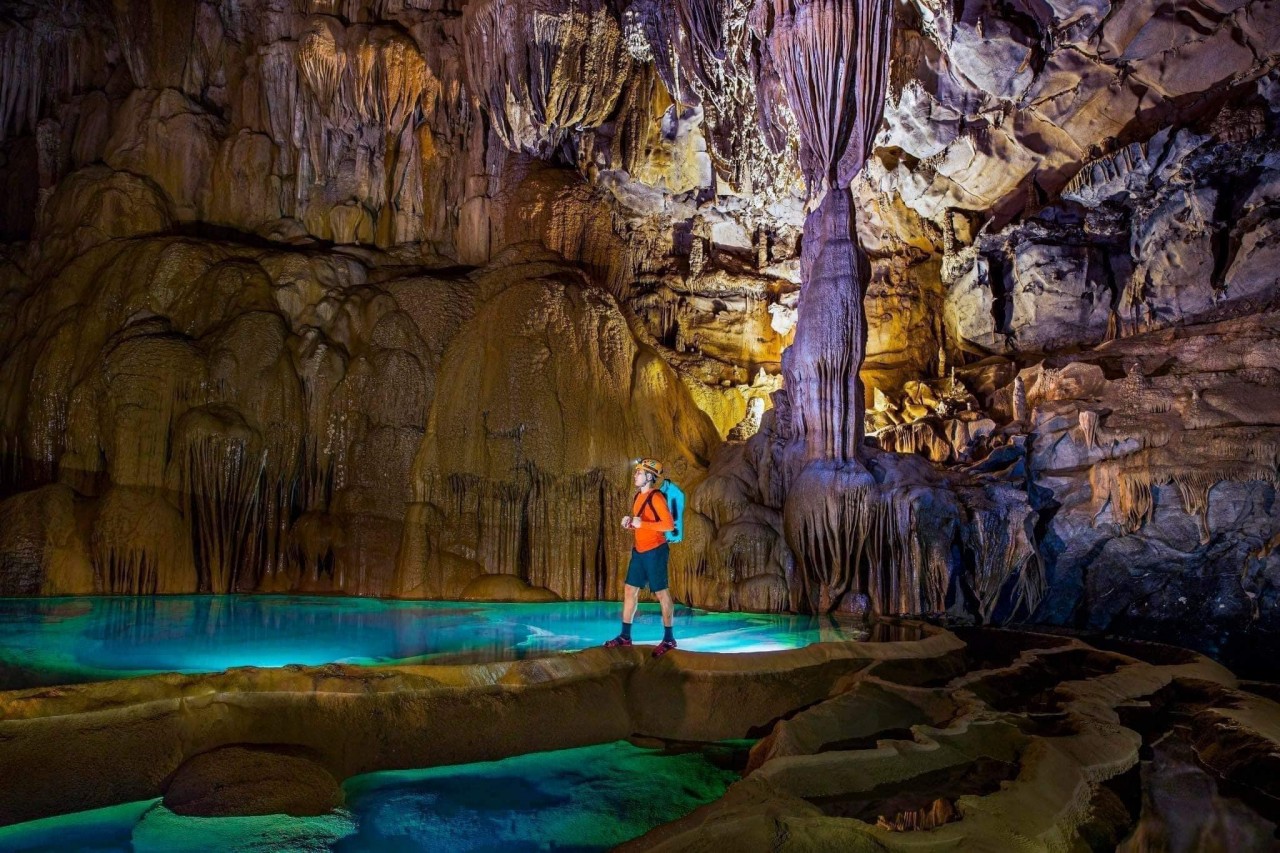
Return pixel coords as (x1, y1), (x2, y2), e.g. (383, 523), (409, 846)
(763, 0), (892, 464)
(618, 0), (800, 196)
(763, 0), (892, 192)
(462, 0), (633, 156)
(627, 0), (725, 107)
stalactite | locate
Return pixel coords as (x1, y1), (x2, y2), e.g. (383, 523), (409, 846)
(966, 495), (1041, 621)
(624, 0), (801, 194)
(627, 0), (706, 107)
(289, 20), (439, 241)
(1092, 439), (1280, 545)
(173, 409), (266, 594)
(462, 0), (632, 156)
(90, 487), (196, 595)
(677, 0), (726, 60)
(0, 11), (102, 142)
(414, 466), (632, 599)
(876, 421), (952, 463)
(523, 468), (630, 599)
(763, 0), (892, 191)
(258, 41), (302, 184)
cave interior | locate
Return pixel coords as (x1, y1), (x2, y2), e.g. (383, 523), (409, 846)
(1, 0), (1280, 849)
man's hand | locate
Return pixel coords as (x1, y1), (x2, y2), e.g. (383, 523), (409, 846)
(621, 516), (634, 529)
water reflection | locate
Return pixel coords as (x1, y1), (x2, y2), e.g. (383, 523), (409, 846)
(0, 596), (921, 687)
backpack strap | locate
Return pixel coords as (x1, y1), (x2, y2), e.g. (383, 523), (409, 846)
(638, 490), (661, 522)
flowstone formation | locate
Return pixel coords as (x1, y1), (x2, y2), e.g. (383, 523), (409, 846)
(4, 625), (1280, 848)
(626, 630), (1280, 850)
(0, 0), (1278, 667)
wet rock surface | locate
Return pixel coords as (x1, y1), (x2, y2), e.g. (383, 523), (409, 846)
(0, 621), (961, 825)
(2, 624), (1278, 849)
(624, 627), (1280, 850)
(162, 746), (343, 818)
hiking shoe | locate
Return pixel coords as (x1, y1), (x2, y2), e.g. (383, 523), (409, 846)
(652, 638), (677, 658)
(604, 635), (633, 648)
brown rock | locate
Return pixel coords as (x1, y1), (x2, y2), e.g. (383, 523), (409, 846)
(163, 746), (342, 818)
(460, 573), (561, 603)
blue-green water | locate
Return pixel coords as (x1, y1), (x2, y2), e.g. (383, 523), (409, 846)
(0, 596), (870, 687)
(0, 741), (742, 852)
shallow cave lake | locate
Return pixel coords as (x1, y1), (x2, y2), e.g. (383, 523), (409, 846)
(0, 739), (747, 852)
(0, 595), (898, 687)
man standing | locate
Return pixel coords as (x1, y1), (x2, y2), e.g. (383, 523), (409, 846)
(605, 458), (677, 657)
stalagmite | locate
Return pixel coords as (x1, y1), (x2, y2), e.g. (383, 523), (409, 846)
(1012, 375), (1028, 425)
(728, 397), (766, 441)
(1079, 409), (1099, 449)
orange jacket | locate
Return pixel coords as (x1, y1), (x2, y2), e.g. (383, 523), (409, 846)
(631, 488), (674, 552)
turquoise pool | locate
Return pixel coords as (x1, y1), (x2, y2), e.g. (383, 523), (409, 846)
(0, 740), (744, 851)
(0, 596), (875, 687)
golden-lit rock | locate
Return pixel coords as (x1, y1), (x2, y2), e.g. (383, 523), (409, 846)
(0, 0), (1277, 673)
(401, 248), (720, 602)
(460, 573), (562, 602)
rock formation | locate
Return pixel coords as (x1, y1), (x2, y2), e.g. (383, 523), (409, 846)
(625, 629), (1280, 850)
(764, 0), (893, 464)
(0, 0), (1277, 673)
(5, 624), (1280, 849)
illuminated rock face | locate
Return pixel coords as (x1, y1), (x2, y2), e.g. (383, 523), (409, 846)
(0, 0), (1278, 664)
(397, 246), (719, 601)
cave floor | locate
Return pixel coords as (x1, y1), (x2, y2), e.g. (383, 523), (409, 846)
(1, 622), (1278, 850)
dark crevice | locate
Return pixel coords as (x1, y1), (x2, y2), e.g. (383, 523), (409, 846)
(806, 756), (1019, 829)
(1209, 163), (1266, 296)
(985, 249), (1014, 339)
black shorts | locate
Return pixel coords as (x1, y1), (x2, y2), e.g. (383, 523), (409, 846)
(625, 544), (670, 593)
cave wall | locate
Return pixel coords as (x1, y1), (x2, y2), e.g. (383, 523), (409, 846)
(857, 0), (1280, 666)
(0, 0), (1278, 665)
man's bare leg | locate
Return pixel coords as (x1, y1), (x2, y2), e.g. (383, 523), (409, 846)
(605, 585), (643, 647)
(623, 584), (641, 624)
(653, 588), (677, 655)
(656, 589), (674, 628)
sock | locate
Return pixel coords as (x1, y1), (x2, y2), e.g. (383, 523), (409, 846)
(621, 621), (632, 640)
(663, 625), (674, 643)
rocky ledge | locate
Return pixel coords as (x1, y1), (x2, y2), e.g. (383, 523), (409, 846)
(2, 625), (1279, 849)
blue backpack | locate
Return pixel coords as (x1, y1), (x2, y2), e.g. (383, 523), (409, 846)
(638, 480), (686, 544)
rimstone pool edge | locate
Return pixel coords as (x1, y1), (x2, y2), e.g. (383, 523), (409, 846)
(619, 636), (1270, 852)
(0, 622), (961, 826)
